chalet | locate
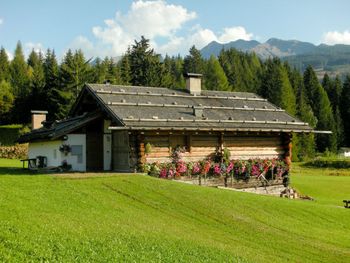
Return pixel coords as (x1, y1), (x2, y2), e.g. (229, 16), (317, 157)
(18, 74), (318, 172)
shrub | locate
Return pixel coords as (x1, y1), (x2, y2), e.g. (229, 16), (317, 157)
(303, 157), (350, 169)
(0, 124), (29, 146)
(0, 143), (28, 159)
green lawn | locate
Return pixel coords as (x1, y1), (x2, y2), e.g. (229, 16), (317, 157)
(0, 159), (349, 262)
(291, 162), (350, 206)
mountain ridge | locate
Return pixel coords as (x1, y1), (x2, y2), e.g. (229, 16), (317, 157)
(200, 38), (350, 78)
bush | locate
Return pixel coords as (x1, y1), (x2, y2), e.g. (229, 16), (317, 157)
(0, 144), (28, 159)
(0, 124), (29, 146)
(303, 157), (350, 169)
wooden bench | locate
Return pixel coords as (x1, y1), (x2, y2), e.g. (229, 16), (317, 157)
(343, 200), (350, 208)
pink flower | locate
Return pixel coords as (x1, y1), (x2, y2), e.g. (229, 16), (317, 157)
(213, 164), (221, 175)
(192, 162), (201, 175)
(168, 168), (175, 178)
(176, 161), (187, 175)
(226, 162), (234, 174)
(159, 168), (167, 178)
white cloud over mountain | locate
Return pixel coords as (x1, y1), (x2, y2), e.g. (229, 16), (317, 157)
(68, 0), (254, 58)
(323, 30), (350, 45)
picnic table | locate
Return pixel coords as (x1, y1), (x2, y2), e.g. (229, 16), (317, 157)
(21, 156), (47, 169)
(21, 158), (37, 169)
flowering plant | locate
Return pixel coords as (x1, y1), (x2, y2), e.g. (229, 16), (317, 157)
(201, 160), (211, 175)
(191, 162), (201, 175)
(176, 161), (187, 176)
(213, 164), (221, 176)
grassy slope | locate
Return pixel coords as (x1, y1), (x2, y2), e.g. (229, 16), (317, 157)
(0, 159), (349, 262)
(292, 162), (350, 206)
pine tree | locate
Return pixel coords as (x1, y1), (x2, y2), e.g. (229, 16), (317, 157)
(0, 80), (14, 123)
(27, 50), (46, 113)
(341, 76), (350, 146)
(304, 66), (337, 152)
(119, 53), (131, 85)
(10, 41), (29, 97)
(183, 46), (204, 74)
(259, 58), (296, 116)
(60, 49), (93, 99)
(204, 55), (230, 91)
(128, 36), (163, 87)
(0, 47), (10, 81)
(43, 49), (61, 120)
(172, 55), (185, 89)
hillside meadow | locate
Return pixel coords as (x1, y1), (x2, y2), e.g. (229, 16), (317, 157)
(0, 158), (349, 262)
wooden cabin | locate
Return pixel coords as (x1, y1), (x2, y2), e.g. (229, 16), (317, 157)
(18, 74), (314, 172)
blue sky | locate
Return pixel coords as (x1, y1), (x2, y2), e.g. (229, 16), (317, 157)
(0, 0), (349, 60)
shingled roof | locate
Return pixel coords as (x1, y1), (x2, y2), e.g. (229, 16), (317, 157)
(17, 111), (101, 143)
(81, 83), (315, 133)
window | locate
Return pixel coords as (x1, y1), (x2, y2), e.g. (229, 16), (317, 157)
(71, 145), (83, 163)
(170, 135), (191, 152)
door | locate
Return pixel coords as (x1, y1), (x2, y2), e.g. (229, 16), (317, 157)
(103, 134), (112, 170)
(86, 131), (103, 170)
(112, 131), (130, 171)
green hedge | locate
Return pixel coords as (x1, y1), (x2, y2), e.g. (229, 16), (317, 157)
(0, 125), (30, 146)
(303, 157), (350, 169)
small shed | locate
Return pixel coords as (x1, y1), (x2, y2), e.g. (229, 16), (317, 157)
(19, 74), (320, 172)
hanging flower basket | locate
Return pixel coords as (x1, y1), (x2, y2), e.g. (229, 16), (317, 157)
(59, 144), (71, 155)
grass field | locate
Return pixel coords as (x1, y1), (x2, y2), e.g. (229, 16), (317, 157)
(0, 158), (349, 262)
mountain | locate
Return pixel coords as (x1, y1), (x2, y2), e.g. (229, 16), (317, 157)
(201, 40), (260, 59)
(201, 38), (350, 78)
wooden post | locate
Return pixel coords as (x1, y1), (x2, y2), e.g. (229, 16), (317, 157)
(283, 133), (292, 168)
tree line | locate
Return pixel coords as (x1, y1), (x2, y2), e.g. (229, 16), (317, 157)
(0, 37), (349, 159)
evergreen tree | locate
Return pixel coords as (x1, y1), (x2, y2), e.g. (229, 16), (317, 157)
(128, 36), (163, 86)
(172, 55), (185, 89)
(304, 66), (336, 152)
(218, 48), (261, 92)
(0, 80), (14, 123)
(119, 53), (131, 85)
(0, 47), (10, 81)
(60, 49), (93, 99)
(341, 76), (350, 146)
(92, 57), (107, 83)
(27, 50), (46, 113)
(259, 58), (296, 116)
(10, 41), (29, 97)
(43, 49), (61, 120)
(183, 46), (204, 74)
(204, 55), (230, 91)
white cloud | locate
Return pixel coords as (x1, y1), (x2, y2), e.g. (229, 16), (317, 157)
(24, 42), (44, 56)
(68, 0), (196, 58)
(0, 18), (3, 25)
(218, 26), (253, 43)
(67, 1), (254, 57)
(5, 49), (13, 60)
(323, 30), (350, 45)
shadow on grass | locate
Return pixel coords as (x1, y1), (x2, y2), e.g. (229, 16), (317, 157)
(0, 167), (39, 176)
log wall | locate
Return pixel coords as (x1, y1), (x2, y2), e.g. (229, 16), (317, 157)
(223, 135), (283, 160)
(139, 132), (286, 165)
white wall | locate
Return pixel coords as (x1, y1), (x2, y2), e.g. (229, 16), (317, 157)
(29, 140), (62, 167)
(65, 134), (86, 171)
(28, 134), (87, 171)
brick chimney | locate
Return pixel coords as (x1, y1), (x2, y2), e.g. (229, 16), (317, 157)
(185, 73), (202, 95)
(31, 110), (48, 130)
